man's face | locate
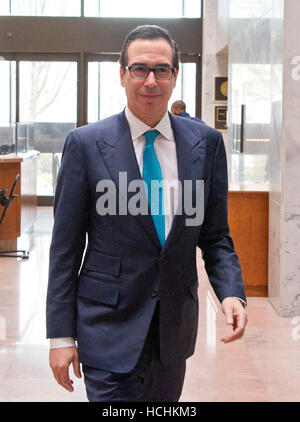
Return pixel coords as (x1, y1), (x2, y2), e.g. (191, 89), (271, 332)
(120, 38), (178, 126)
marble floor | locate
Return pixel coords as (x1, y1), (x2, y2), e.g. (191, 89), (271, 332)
(0, 207), (300, 402)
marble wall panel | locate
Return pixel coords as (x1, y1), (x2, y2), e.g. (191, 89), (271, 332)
(279, 0), (300, 316)
(229, 0), (273, 19)
(282, 207), (300, 316)
(269, 4), (283, 206)
(216, 0), (229, 52)
(284, 125), (300, 207)
(268, 0), (284, 314)
(283, 0), (300, 207)
(202, 53), (228, 130)
(268, 199), (282, 314)
(202, 0), (228, 145)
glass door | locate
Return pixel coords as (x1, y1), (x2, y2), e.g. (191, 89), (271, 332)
(170, 61), (199, 118)
(87, 54), (126, 123)
(18, 55), (78, 196)
(0, 58), (16, 155)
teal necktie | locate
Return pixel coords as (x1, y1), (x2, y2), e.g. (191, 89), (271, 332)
(143, 130), (165, 247)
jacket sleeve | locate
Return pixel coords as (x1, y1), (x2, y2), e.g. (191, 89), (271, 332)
(46, 130), (89, 339)
(197, 132), (247, 304)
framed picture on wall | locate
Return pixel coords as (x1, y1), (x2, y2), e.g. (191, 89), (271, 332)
(215, 77), (228, 102)
(215, 106), (227, 130)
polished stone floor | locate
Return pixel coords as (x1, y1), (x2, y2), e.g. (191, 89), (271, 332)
(0, 207), (300, 402)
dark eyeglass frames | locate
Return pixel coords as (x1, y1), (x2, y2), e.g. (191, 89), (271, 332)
(125, 64), (176, 80)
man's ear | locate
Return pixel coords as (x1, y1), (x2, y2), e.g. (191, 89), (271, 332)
(173, 69), (179, 87)
(120, 66), (125, 87)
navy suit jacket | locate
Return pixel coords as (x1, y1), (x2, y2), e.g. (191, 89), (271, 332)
(46, 110), (246, 373)
(178, 111), (206, 125)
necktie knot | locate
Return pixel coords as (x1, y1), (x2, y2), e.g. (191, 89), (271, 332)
(144, 130), (160, 146)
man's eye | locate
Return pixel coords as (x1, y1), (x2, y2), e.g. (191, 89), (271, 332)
(134, 66), (146, 72)
(157, 67), (170, 73)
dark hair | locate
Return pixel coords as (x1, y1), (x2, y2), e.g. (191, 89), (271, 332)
(171, 100), (186, 112)
(119, 25), (180, 71)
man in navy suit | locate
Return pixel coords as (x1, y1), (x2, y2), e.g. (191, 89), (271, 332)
(47, 25), (247, 402)
(171, 100), (206, 124)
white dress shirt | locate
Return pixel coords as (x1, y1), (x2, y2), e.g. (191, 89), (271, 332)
(50, 107), (245, 349)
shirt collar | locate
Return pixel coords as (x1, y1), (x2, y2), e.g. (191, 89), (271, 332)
(125, 106), (173, 142)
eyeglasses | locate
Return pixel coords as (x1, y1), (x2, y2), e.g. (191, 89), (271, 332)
(126, 64), (175, 80)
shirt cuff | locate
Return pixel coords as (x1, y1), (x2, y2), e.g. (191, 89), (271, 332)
(232, 297), (247, 308)
(50, 337), (76, 349)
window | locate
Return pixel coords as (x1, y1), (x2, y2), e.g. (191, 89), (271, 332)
(19, 61), (77, 195)
(169, 63), (197, 117)
(88, 61), (126, 123)
(0, 0), (81, 17)
(1, 0), (202, 17)
(0, 60), (16, 128)
(0, 60), (16, 154)
(0, 1), (9, 15)
(85, 0), (201, 18)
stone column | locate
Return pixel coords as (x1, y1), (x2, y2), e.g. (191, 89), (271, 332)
(202, 0), (229, 146)
(269, 0), (300, 316)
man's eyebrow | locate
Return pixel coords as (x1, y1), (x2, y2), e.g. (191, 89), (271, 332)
(130, 62), (172, 67)
(155, 63), (172, 67)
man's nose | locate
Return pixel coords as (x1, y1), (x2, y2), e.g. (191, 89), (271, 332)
(144, 70), (158, 87)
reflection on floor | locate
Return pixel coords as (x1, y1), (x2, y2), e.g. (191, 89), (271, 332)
(0, 207), (300, 402)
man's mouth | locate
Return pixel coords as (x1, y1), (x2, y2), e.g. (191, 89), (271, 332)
(139, 93), (162, 98)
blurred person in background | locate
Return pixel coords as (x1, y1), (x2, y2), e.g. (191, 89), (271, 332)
(171, 100), (205, 124)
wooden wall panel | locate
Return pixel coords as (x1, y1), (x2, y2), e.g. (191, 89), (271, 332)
(0, 158), (22, 241)
(228, 191), (269, 297)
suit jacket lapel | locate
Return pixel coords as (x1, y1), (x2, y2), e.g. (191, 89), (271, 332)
(96, 111), (161, 250)
(162, 114), (207, 254)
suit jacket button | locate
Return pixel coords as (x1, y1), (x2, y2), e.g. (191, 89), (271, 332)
(152, 289), (158, 298)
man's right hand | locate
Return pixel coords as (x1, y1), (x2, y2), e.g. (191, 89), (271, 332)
(49, 346), (82, 392)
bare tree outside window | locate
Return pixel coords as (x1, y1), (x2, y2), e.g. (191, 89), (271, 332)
(23, 61), (73, 123)
(19, 61), (77, 195)
(10, 0), (80, 16)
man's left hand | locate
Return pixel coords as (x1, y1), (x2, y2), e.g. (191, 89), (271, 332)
(220, 297), (248, 343)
